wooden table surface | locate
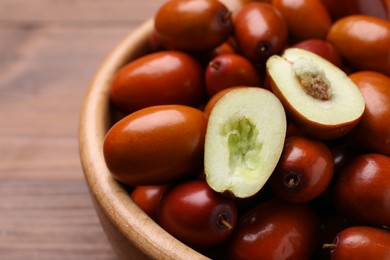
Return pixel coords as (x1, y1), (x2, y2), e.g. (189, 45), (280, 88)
(0, 1), (166, 259)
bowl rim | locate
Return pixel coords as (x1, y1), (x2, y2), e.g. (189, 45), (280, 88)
(78, 18), (209, 259)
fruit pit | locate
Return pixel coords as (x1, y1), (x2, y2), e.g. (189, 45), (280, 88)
(293, 57), (332, 100)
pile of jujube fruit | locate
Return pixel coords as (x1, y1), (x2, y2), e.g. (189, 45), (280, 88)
(102, 0), (390, 259)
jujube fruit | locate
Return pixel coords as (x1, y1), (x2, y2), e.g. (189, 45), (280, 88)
(157, 180), (237, 248)
(267, 48), (365, 140)
(332, 153), (390, 227)
(346, 71), (390, 156)
(273, 0), (332, 41)
(233, 2), (288, 62)
(327, 15), (390, 76)
(110, 51), (205, 113)
(324, 226), (390, 260)
(205, 53), (261, 96)
(270, 136), (334, 203)
(103, 105), (207, 186)
(130, 185), (168, 220)
(229, 199), (320, 260)
(154, 0), (233, 52)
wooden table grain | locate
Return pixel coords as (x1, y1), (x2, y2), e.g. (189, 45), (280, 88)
(0, 1), (166, 259)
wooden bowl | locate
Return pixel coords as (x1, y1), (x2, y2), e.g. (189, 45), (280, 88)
(78, 19), (208, 259)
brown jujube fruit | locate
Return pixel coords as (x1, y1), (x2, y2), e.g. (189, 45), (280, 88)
(103, 105), (208, 186)
(110, 51), (205, 113)
(273, 0), (332, 41)
(154, 0), (233, 52)
(205, 53), (261, 96)
(324, 226), (390, 260)
(233, 2), (287, 62)
(346, 71), (390, 156)
(327, 15), (390, 76)
(270, 136), (334, 203)
(332, 153), (390, 227)
(229, 199), (320, 260)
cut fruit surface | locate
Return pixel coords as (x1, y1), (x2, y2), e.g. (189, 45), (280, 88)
(204, 87), (286, 198)
(266, 48), (365, 139)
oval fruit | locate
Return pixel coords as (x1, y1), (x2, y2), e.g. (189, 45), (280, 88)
(273, 0), (332, 41)
(130, 185), (168, 220)
(229, 199), (320, 259)
(205, 53), (261, 97)
(233, 2), (288, 62)
(327, 15), (390, 76)
(157, 180), (237, 248)
(154, 0), (233, 51)
(110, 50), (205, 113)
(103, 105), (208, 186)
(332, 153), (390, 227)
(326, 226), (390, 260)
(347, 71), (390, 156)
(266, 48), (365, 139)
(204, 87), (286, 198)
(270, 136), (334, 203)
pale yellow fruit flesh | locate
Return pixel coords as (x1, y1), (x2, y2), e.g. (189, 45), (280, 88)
(204, 87), (286, 198)
(267, 48), (365, 126)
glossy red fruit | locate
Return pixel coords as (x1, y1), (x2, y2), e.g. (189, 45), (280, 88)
(205, 53), (261, 96)
(157, 180), (237, 248)
(327, 15), (390, 76)
(273, 0), (332, 41)
(270, 136), (334, 203)
(233, 2), (287, 62)
(347, 71), (390, 156)
(333, 153), (390, 227)
(154, 0), (233, 52)
(229, 199), (320, 260)
(325, 226), (390, 260)
(130, 185), (168, 220)
(293, 39), (342, 67)
(103, 105), (208, 186)
(110, 51), (205, 113)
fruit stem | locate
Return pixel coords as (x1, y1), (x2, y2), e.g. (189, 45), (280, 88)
(222, 11), (232, 25)
(287, 178), (295, 187)
(322, 243), (336, 250)
(218, 215), (233, 230)
(209, 61), (221, 70)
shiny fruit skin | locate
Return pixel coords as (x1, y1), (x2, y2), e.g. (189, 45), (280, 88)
(205, 53), (261, 96)
(293, 39), (342, 67)
(154, 0), (233, 52)
(233, 2), (288, 62)
(130, 185), (168, 220)
(110, 50), (205, 113)
(270, 136), (334, 203)
(327, 15), (390, 76)
(347, 71), (390, 156)
(157, 180), (237, 248)
(333, 153), (390, 227)
(329, 226), (390, 260)
(229, 199), (320, 260)
(273, 0), (332, 41)
(103, 105), (208, 186)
